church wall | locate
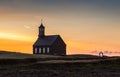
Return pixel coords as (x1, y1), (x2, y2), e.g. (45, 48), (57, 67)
(51, 36), (66, 55)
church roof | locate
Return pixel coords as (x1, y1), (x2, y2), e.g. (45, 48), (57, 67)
(33, 35), (59, 46)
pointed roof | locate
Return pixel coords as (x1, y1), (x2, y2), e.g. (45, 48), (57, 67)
(39, 19), (44, 28)
(33, 35), (59, 46)
(39, 23), (44, 28)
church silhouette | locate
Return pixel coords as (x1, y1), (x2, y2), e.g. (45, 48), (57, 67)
(33, 23), (66, 55)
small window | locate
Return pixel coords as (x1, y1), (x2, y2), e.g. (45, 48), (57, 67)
(43, 48), (45, 53)
(47, 48), (50, 53)
(35, 48), (37, 53)
(40, 28), (43, 31)
(39, 48), (41, 53)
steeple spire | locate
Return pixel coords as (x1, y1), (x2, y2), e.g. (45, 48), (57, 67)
(41, 19), (43, 24)
(39, 20), (45, 37)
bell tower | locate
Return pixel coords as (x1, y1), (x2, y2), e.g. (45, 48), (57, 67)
(39, 22), (45, 37)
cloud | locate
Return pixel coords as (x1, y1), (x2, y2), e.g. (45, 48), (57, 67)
(24, 25), (31, 29)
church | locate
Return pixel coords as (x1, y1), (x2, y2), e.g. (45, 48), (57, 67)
(33, 23), (66, 55)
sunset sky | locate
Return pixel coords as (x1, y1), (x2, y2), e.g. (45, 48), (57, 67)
(0, 0), (120, 56)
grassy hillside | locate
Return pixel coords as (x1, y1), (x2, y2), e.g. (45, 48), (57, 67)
(0, 51), (62, 59)
(0, 51), (120, 77)
(0, 51), (101, 58)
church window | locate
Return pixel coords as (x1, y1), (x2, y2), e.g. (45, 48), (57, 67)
(39, 48), (41, 53)
(47, 47), (50, 53)
(35, 48), (37, 53)
(43, 48), (45, 53)
(40, 28), (43, 31)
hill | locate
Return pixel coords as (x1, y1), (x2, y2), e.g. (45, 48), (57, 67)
(0, 50), (101, 59)
(0, 51), (62, 59)
(0, 51), (118, 63)
(0, 51), (120, 77)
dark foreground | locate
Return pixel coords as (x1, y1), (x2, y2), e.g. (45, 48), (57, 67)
(0, 57), (120, 77)
(0, 51), (120, 77)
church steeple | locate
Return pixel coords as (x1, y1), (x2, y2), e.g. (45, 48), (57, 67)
(39, 22), (45, 37)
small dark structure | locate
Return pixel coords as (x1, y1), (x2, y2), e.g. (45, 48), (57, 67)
(33, 23), (66, 55)
(99, 51), (104, 57)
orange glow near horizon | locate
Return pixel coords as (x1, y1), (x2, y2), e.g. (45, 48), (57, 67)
(0, 32), (34, 42)
(0, 32), (35, 54)
(0, 38), (33, 53)
(0, 34), (120, 56)
(0, 26), (120, 56)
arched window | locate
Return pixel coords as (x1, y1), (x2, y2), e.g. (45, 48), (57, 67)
(99, 51), (104, 57)
(40, 28), (43, 31)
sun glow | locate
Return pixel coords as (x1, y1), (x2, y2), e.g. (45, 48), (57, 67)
(0, 32), (35, 53)
(0, 32), (34, 42)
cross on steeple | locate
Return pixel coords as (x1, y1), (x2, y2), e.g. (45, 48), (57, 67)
(41, 19), (43, 24)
